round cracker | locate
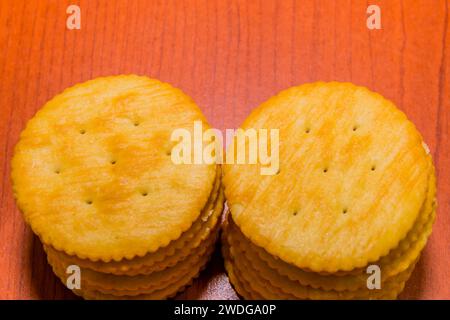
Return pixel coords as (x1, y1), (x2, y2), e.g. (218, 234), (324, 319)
(45, 171), (223, 275)
(231, 254), (414, 300)
(229, 164), (435, 290)
(225, 224), (416, 300)
(228, 223), (419, 299)
(47, 224), (219, 294)
(66, 242), (215, 300)
(233, 209), (434, 292)
(223, 82), (430, 272)
(12, 75), (216, 261)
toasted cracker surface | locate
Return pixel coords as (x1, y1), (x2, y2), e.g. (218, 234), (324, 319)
(224, 82), (431, 272)
(45, 170), (223, 275)
(12, 75), (216, 261)
(229, 163), (435, 291)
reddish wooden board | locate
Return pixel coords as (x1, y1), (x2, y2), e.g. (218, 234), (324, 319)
(0, 0), (448, 300)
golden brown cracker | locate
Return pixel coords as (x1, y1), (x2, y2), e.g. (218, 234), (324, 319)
(46, 174), (223, 275)
(51, 231), (217, 299)
(48, 223), (219, 293)
(229, 168), (434, 291)
(228, 226), (418, 299)
(12, 75), (217, 261)
(224, 82), (431, 272)
(221, 228), (263, 300)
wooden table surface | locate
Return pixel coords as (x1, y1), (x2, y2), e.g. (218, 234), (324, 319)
(0, 0), (448, 300)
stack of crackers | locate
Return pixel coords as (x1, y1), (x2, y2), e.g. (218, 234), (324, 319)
(222, 82), (436, 299)
(12, 75), (222, 299)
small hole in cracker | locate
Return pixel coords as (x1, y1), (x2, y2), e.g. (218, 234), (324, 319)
(80, 129), (86, 134)
(111, 160), (116, 165)
(371, 165), (376, 171)
(141, 191), (148, 197)
(134, 122), (140, 127)
(323, 168), (328, 173)
(352, 125), (358, 132)
(342, 208), (348, 214)
(305, 128), (311, 134)
(86, 200), (93, 205)
(292, 211), (298, 216)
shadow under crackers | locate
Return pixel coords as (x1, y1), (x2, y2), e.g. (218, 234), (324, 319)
(398, 255), (426, 300)
(29, 234), (79, 300)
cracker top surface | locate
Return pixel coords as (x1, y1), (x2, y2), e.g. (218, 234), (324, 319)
(223, 82), (431, 272)
(12, 75), (216, 261)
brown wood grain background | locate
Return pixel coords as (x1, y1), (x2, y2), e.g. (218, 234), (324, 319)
(0, 0), (448, 300)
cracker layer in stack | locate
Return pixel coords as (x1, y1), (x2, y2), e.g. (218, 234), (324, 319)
(222, 82), (436, 300)
(12, 75), (223, 299)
